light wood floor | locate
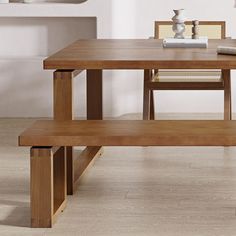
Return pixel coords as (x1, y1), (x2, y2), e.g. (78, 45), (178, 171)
(1, 117), (236, 236)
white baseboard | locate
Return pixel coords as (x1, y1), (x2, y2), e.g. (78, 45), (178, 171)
(0, 113), (230, 120)
(108, 113), (226, 120)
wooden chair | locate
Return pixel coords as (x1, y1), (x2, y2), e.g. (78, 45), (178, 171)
(143, 21), (231, 120)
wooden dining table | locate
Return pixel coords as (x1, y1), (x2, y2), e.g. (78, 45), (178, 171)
(44, 38), (236, 195)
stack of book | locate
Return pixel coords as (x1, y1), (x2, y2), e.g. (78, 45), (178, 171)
(163, 37), (208, 48)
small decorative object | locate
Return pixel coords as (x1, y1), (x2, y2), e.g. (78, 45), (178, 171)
(172, 9), (186, 39)
(192, 20), (199, 39)
(23, 0), (33, 3)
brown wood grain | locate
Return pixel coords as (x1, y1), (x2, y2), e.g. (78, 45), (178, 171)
(44, 39), (236, 70)
(30, 147), (67, 228)
(223, 69), (232, 120)
(53, 70), (74, 195)
(143, 69), (152, 120)
(20, 120), (236, 147)
(74, 146), (103, 185)
(31, 147), (53, 228)
(53, 147), (66, 214)
(149, 90), (155, 120)
(146, 81), (224, 90)
(53, 70), (74, 121)
(87, 69), (103, 120)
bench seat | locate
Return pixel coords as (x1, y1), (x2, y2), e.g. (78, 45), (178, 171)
(19, 120), (236, 147)
(19, 120), (236, 228)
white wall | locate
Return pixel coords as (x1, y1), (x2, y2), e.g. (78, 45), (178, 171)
(0, 0), (236, 117)
(0, 17), (97, 117)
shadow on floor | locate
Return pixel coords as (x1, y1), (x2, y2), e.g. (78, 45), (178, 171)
(0, 199), (30, 227)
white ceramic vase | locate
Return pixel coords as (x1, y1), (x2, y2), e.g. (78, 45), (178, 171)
(172, 9), (186, 39)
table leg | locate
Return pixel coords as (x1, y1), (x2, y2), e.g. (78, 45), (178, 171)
(54, 70), (74, 195)
(65, 69), (104, 188)
(87, 69), (103, 120)
(53, 69), (103, 195)
(223, 69), (232, 120)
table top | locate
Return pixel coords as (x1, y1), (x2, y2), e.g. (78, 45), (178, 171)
(44, 39), (236, 70)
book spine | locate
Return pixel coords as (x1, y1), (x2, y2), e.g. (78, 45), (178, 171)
(163, 43), (207, 48)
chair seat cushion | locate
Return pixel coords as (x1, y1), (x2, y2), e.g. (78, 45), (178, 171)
(152, 69), (222, 82)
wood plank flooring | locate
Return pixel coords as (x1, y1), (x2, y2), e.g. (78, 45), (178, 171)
(1, 118), (236, 235)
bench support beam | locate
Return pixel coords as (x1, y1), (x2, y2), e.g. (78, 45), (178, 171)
(30, 146), (66, 228)
(74, 146), (103, 189)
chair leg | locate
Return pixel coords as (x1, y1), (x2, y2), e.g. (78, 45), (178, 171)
(143, 88), (150, 120)
(223, 69), (232, 120)
(150, 90), (155, 120)
(143, 69), (152, 120)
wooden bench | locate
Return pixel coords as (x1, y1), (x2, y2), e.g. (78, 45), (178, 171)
(19, 120), (236, 228)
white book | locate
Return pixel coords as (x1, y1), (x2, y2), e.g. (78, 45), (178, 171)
(163, 37), (208, 48)
(217, 46), (236, 55)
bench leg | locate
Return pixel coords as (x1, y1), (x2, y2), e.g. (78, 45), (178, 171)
(30, 147), (66, 228)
